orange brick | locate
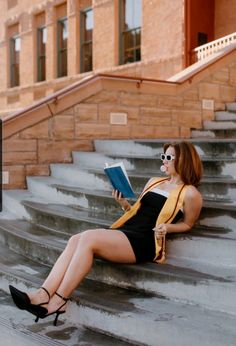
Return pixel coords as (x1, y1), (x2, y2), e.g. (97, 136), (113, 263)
(4, 151), (37, 165)
(26, 164), (50, 177)
(110, 125), (131, 138)
(3, 139), (37, 152)
(172, 110), (202, 128)
(51, 115), (75, 139)
(120, 92), (157, 107)
(199, 83), (220, 100)
(219, 85), (236, 102)
(140, 107), (171, 125)
(158, 96), (183, 108)
(211, 68), (229, 84)
(74, 104), (98, 123)
(155, 126), (179, 138)
(75, 123), (111, 139)
(183, 88), (199, 101)
(180, 127), (191, 138)
(38, 140), (82, 163)
(130, 125), (156, 138)
(20, 121), (49, 139)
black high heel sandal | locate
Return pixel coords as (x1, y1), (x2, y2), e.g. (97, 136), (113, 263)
(36, 291), (70, 326)
(9, 285), (50, 320)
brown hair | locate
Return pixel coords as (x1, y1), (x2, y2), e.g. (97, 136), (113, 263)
(163, 141), (203, 187)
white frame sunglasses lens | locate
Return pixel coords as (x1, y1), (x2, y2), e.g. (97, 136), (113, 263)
(161, 154), (175, 161)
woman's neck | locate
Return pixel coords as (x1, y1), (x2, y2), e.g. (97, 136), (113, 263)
(168, 175), (183, 185)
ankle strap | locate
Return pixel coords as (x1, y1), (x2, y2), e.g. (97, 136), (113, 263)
(40, 286), (51, 300)
(55, 291), (70, 301)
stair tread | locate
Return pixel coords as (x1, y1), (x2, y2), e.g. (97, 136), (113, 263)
(0, 219), (235, 281)
(51, 164), (236, 183)
(73, 150), (236, 161)
(1, 244), (236, 346)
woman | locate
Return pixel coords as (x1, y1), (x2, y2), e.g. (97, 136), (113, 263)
(9, 141), (203, 326)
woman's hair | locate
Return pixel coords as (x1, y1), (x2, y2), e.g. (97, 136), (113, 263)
(163, 141), (203, 187)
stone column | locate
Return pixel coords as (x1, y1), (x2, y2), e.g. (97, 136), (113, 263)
(45, 6), (57, 81)
(67, 0), (80, 76)
(93, 0), (116, 70)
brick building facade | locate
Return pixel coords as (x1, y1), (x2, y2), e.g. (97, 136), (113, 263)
(0, 0), (236, 117)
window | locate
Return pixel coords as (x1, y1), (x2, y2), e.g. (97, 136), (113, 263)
(120, 0), (141, 64)
(37, 26), (47, 81)
(10, 35), (20, 87)
(80, 8), (93, 73)
(57, 17), (68, 77)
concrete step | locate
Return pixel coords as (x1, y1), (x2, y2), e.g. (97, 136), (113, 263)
(215, 111), (236, 121)
(50, 165), (236, 201)
(94, 139), (236, 158)
(1, 241), (236, 337)
(3, 183), (236, 233)
(226, 102), (236, 112)
(191, 129), (236, 139)
(25, 175), (236, 209)
(204, 120), (236, 130)
(0, 247), (136, 346)
(1, 200), (236, 268)
(73, 151), (236, 178)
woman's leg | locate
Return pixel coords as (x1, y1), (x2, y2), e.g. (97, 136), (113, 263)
(46, 229), (135, 313)
(29, 233), (81, 304)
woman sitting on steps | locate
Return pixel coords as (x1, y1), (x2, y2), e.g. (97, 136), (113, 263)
(9, 141), (203, 326)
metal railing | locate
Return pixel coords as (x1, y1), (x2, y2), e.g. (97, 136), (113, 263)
(192, 32), (236, 62)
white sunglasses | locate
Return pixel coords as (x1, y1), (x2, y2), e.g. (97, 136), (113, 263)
(160, 154), (175, 162)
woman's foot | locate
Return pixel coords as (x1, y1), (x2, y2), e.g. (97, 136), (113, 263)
(28, 287), (50, 308)
(46, 292), (68, 315)
(9, 285), (50, 318)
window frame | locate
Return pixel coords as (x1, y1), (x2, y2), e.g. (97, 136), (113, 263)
(80, 7), (93, 73)
(10, 34), (20, 87)
(37, 25), (47, 82)
(57, 16), (68, 78)
(119, 0), (141, 65)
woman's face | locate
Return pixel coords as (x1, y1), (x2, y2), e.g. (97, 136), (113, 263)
(162, 146), (176, 175)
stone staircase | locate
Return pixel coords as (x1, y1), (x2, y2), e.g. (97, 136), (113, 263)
(1, 106), (236, 345)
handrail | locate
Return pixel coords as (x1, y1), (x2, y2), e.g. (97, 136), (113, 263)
(192, 32), (236, 61)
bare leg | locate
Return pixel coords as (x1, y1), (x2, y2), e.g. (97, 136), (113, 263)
(29, 233), (81, 305)
(46, 229), (136, 314)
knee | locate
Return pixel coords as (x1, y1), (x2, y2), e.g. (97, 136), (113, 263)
(67, 233), (80, 248)
(79, 230), (97, 250)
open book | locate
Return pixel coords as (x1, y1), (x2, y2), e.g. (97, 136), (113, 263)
(104, 162), (135, 198)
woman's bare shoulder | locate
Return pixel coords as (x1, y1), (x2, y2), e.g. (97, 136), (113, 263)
(185, 185), (202, 203)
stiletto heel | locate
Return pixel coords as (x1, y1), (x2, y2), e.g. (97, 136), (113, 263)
(9, 285), (50, 321)
(43, 291), (70, 326)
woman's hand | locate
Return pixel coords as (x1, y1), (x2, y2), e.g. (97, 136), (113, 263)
(112, 190), (131, 212)
(153, 223), (168, 238)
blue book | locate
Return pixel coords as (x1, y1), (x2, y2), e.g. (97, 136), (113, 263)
(104, 162), (135, 198)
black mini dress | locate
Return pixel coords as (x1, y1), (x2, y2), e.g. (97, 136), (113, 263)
(118, 190), (183, 263)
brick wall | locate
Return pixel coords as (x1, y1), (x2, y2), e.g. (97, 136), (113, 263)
(215, 0), (236, 38)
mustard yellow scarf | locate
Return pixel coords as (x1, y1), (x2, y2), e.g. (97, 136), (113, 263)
(110, 177), (189, 263)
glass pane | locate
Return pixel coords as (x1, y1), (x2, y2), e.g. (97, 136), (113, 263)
(38, 27), (46, 56)
(85, 10), (93, 42)
(122, 0), (141, 31)
(60, 49), (67, 76)
(15, 37), (21, 51)
(82, 42), (93, 72)
(122, 28), (141, 64)
(38, 56), (46, 81)
(58, 19), (68, 49)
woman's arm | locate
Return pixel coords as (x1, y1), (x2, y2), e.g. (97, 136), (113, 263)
(154, 186), (203, 236)
(112, 190), (131, 212)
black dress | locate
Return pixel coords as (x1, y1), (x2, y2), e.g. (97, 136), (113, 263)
(118, 190), (183, 263)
